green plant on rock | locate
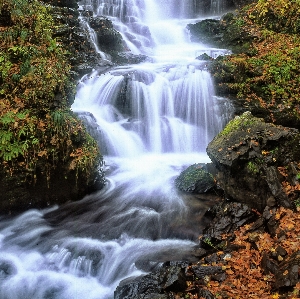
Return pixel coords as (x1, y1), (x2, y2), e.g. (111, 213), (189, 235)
(219, 112), (255, 137)
(0, 0), (102, 187)
(247, 161), (260, 175)
(210, 0), (300, 123)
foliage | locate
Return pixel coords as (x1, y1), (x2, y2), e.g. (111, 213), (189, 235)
(0, 0), (101, 184)
(209, 0), (300, 123)
(176, 206), (300, 299)
(247, 160), (260, 174)
(201, 206), (300, 299)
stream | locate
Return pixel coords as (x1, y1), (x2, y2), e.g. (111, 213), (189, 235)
(0, 0), (233, 298)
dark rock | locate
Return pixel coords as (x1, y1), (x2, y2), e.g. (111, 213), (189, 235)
(261, 252), (280, 275)
(196, 53), (213, 61)
(201, 201), (257, 245)
(198, 289), (216, 299)
(49, 6), (111, 80)
(0, 5), (12, 26)
(89, 16), (124, 52)
(232, 0), (256, 8)
(114, 263), (187, 299)
(112, 52), (149, 65)
(0, 160), (105, 215)
(207, 112), (300, 211)
(42, 0), (78, 8)
(195, 0), (236, 16)
(191, 265), (223, 279)
(175, 163), (216, 194)
(275, 251), (300, 289)
(187, 12), (256, 55)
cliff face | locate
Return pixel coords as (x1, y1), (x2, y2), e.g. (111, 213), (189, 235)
(0, 0), (106, 214)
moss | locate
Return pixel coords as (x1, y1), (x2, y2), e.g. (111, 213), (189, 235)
(246, 160), (260, 174)
(175, 164), (215, 193)
(207, 0), (300, 127)
(219, 111), (255, 137)
(0, 0), (103, 208)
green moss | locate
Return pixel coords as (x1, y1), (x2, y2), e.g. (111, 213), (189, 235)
(209, 0), (300, 124)
(247, 161), (260, 174)
(0, 0), (101, 186)
(175, 164), (215, 193)
(219, 111), (255, 137)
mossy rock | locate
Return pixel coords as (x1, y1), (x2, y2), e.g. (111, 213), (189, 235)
(207, 111), (300, 210)
(175, 164), (215, 193)
(0, 0), (105, 214)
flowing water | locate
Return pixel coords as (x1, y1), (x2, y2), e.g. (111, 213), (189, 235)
(0, 1), (233, 298)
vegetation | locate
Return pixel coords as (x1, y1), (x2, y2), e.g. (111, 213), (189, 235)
(175, 163), (215, 193)
(201, 206), (300, 299)
(0, 0), (101, 190)
(209, 0), (300, 125)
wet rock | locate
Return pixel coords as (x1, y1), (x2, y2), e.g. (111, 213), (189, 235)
(114, 263), (187, 299)
(89, 16), (124, 52)
(195, 0), (235, 16)
(175, 164), (216, 194)
(201, 201), (257, 246)
(232, 0), (256, 8)
(261, 252), (280, 275)
(207, 112), (300, 211)
(187, 12), (255, 55)
(49, 6), (110, 80)
(112, 52), (149, 65)
(196, 53), (213, 61)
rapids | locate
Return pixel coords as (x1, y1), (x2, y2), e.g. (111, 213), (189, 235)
(0, 0), (233, 298)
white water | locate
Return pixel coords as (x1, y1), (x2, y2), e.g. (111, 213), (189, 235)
(0, 1), (233, 298)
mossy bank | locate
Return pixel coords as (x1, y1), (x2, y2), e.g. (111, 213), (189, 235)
(0, 0), (105, 214)
(188, 0), (300, 128)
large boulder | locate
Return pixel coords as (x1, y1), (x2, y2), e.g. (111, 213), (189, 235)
(207, 112), (300, 211)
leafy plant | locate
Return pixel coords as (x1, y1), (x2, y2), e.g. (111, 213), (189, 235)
(0, 0), (101, 186)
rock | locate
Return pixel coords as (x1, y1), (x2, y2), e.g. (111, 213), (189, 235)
(187, 13), (256, 55)
(261, 250), (300, 290)
(0, 4), (11, 26)
(198, 289), (216, 299)
(196, 53), (213, 61)
(275, 251), (300, 289)
(114, 263), (187, 299)
(175, 164), (216, 194)
(112, 52), (149, 65)
(89, 16), (124, 52)
(232, 0), (256, 8)
(0, 159), (105, 214)
(195, 0), (235, 16)
(207, 112), (300, 211)
(49, 6), (110, 80)
(191, 265), (223, 279)
(42, 0), (78, 8)
(200, 201), (258, 247)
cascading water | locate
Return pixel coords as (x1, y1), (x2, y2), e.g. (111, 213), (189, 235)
(0, 1), (233, 298)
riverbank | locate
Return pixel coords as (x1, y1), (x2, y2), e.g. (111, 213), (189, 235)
(0, 0), (106, 212)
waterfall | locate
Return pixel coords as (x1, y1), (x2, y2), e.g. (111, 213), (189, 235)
(0, 1), (234, 299)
